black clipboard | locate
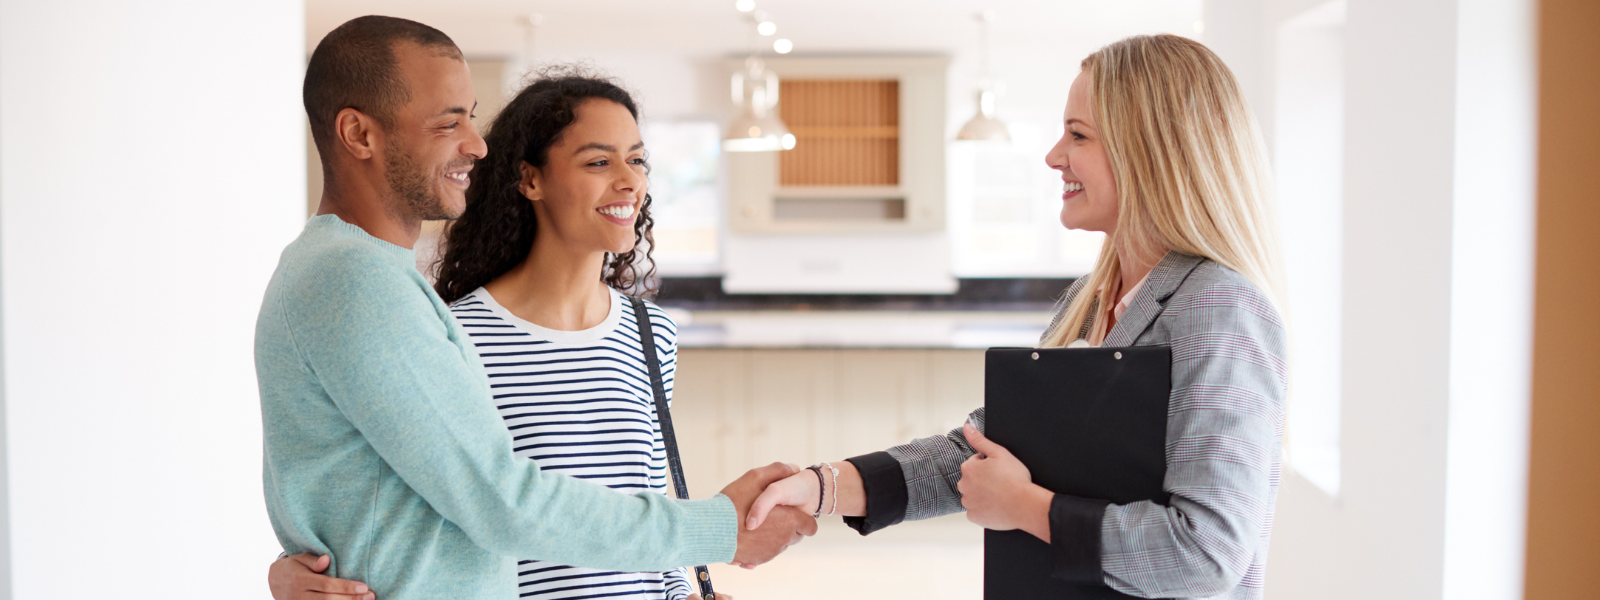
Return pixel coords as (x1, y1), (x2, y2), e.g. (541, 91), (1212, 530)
(983, 346), (1172, 600)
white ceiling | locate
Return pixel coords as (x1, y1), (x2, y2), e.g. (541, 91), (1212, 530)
(306, 0), (1203, 59)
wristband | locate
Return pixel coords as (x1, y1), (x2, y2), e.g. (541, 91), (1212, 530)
(806, 465), (826, 518)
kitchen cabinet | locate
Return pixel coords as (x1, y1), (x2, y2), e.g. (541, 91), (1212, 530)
(673, 348), (984, 499)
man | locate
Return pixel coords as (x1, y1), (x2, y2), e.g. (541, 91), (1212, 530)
(256, 15), (813, 599)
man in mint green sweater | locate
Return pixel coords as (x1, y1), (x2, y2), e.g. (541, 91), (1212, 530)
(256, 16), (814, 599)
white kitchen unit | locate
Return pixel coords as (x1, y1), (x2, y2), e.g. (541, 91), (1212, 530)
(673, 347), (987, 599)
(674, 347), (986, 499)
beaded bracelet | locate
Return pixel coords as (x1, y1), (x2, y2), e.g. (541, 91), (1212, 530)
(819, 461), (840, 516)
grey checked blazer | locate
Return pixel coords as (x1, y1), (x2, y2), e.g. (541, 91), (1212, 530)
(884, 252), (1286, 600)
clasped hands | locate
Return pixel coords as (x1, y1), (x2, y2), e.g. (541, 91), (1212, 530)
(719, 462), (818, 569)
(743, 422), (1055, 549)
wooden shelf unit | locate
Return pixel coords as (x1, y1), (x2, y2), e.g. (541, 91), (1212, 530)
(779, 79), (901, 187)
(725, 56), (948, 234)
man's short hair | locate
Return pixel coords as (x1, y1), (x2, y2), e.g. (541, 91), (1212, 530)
(303, 16), (463, 171)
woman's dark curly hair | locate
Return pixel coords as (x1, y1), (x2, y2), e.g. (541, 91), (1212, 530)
(433, 66), (656, 304)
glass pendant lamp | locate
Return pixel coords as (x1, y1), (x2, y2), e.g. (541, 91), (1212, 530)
(956, 11), (1011, 142)
(724, 56), (795, 152)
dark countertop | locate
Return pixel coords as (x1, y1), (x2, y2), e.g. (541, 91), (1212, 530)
(654, 276), (1075, 312)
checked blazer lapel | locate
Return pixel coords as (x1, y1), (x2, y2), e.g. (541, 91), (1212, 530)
(1101, 252), (1206, 348)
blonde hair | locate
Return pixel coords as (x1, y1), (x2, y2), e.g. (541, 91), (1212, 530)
(1041, 34), (1285, 347)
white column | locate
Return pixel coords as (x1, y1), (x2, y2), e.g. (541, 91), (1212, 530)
(0, 1), (306, 598)
(1443, 0), (1535, 597)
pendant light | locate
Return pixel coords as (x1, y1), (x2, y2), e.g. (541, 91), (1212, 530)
(723, 8), (795, 152)
(507, 13), (545, 87)
(956, 10), (1011, 142)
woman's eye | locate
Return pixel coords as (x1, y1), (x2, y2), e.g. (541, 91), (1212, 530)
(1071, 132), (1087, 141)
(589, 160), (608, 167)
(629, 158), (647, 165)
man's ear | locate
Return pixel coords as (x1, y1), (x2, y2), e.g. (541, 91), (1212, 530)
(334, 108), (380, 161)
(518, 161), (543, 202)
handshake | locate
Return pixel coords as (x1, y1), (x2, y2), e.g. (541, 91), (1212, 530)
(723, 424), (1030, 569)
(718, 460), (860, 569)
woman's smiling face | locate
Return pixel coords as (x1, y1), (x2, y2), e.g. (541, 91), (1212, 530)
(1045, 71), (1119, 234)
(520, 98), (648, 255)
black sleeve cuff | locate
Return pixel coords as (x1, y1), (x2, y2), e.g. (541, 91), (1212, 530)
(842, 451), (907, 536)
(1049, 493), (1110, 584)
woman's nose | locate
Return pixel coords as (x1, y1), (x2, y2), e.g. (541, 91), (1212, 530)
(1045, 142), (1068, 171)
(617, 167), (642, 192)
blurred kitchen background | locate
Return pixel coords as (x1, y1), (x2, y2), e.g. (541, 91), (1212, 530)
(4, 0), (1598, 599)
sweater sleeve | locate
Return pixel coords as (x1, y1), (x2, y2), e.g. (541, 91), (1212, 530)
(280, 248), (735, 571)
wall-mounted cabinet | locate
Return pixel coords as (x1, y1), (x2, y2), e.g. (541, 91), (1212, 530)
(725, 56), (948, 234)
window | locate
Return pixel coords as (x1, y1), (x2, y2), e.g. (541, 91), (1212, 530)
(1274, 0), (1346, 496)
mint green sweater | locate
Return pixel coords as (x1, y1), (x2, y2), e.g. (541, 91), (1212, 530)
(255, 215), (735, 598)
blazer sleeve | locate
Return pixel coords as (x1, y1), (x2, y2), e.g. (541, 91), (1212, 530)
(840, 407), (986, 536)
(1094, 282), (1288, 598)
(842, 276), (1088, 535)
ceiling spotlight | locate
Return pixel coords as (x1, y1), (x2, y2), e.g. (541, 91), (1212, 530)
(773, 38), (793, 54)
(757, 21), (777, 36)
(735, 0), (755, 12)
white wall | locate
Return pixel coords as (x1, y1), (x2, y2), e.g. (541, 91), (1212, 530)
(0, 1), (307, 598)
(1204, 0), (1535, 598)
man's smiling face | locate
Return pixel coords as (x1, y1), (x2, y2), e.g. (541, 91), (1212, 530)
(378, 41), (486, 221)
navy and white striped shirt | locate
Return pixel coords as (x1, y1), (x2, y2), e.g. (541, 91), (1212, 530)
(451, 287), (691, 600)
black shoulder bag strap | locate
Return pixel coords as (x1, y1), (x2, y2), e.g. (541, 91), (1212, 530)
(630, 297), (717, 600)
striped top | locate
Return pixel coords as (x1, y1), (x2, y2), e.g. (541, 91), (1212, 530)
(450, 287), (692, 600)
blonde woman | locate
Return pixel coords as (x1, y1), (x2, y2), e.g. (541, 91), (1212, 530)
(746, 34), (1288, 600)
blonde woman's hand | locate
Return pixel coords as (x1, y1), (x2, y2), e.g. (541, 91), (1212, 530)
(745, 467), (821, 530)
(957, 423), (1054, 541)
(268, 553), (374, 600)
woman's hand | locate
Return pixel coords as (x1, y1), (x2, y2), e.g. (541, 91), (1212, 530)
(268, 553), (374, 600)
(958, 423), (1054, 542)
(743, 467), (820, 531)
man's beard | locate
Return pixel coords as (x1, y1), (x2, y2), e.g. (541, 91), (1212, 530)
(384, 140), (459, 221)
